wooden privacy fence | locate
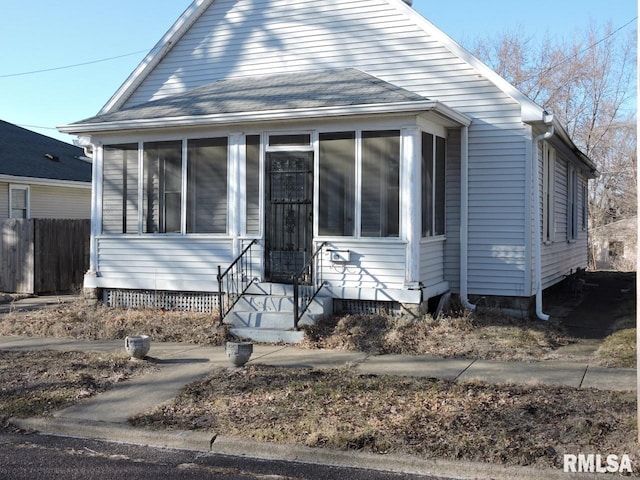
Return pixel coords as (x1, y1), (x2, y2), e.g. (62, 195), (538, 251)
(0, 219), (90, 294)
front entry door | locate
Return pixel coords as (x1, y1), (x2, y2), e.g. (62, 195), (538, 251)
(265, 151), (314, 283)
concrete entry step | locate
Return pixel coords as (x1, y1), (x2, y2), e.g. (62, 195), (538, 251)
(229, 327), (305, 344)
(224, 283), (331, 344)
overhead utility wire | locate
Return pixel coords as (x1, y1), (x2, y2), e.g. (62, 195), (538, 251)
(0, 49), (150, 78)
(525, 16), (637, 82)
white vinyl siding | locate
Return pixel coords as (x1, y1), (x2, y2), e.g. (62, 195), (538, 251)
(124, 0), (516, 114)
(443, 128), (461, 292)
(420, 237), (446, 293)
(319, 240), (407, 290)
(94, 236), (238, 292)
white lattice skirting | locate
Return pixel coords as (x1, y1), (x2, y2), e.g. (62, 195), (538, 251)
(104, 289), (219, 313)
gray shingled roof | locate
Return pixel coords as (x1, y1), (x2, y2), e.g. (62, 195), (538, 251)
(0, 121), (91, 183)
(73, 68), (428, 126)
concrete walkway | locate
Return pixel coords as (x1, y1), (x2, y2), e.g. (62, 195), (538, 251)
(1, 334), (636, 480)
(0, 294), (82, 314)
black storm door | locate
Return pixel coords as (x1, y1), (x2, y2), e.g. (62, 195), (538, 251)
(265, 151), (314, 283)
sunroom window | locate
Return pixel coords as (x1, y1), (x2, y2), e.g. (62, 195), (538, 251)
(361, 130), (400, 237)
(143, 141), (182, 233)
(102, 143), (138, 234)
(245, 135), (261, 235)
(422, 132), (446, 237)
(187, 137), (228, 234)
(318, 132), (355, 236)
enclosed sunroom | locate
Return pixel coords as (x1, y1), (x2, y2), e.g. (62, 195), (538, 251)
(64, 69), (470, 339)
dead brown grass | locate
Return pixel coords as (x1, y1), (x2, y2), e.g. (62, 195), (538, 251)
(0, 301), (231, 346)
(0, 350), (155, 421)
(300, 311), (571, 361)
(131, 365), (639, 469)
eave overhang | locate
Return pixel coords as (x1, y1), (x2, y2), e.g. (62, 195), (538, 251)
(59, 100), (471, 135)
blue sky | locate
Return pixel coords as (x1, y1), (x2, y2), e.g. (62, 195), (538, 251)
(0, 0), (636, 143)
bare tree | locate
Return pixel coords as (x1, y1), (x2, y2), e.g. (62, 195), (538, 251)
(472, 22), (637, 239)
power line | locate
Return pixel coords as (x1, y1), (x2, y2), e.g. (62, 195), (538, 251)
(525, 16), (637, 82)
(0, 49), (150, 78)
(17, 124), (59, 131)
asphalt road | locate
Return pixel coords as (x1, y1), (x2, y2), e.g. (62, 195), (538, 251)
(0, 430), (453, 480)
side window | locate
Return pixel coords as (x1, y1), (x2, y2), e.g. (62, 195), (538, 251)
(421, 132), (446, 237)
(567, 165), (578, 241)
(9, 185), (29, 219)
(361, 130), (400, 238)
(103, 144), (138, 234)
(187, 137), (228, 234)
(143, 141), (183, 234)
(542, 143), (556, 242)
(319, 132), (356, 236)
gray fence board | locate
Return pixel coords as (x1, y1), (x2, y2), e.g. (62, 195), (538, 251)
(0, 219), (89, 294)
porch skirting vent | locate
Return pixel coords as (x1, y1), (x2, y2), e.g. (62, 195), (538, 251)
(104, 289), (219, 313)
(333, 299), (400, 316)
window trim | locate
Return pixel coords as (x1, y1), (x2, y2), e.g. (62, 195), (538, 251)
(421, 131), (446, 238)
(9, 184), (29, 219)
(542, 142), (556, 243)
(567, 164), (578, 242)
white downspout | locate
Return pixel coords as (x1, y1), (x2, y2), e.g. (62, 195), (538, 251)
(532, 113), (554, 321)
(460, 125), (475, 310)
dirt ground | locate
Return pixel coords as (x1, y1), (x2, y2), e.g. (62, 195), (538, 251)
(547, 270), (636, 339)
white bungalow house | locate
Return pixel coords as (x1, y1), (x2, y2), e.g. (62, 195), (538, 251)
(60, 0), (598, 342)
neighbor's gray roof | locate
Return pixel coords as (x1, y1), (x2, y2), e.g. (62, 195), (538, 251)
(71, 68), (428, 126)
(0, 120), (91, 183)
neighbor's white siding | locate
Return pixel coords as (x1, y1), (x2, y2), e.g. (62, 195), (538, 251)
(30, 185), (91, 219)
(0, 183), (8, 217)
(0, 182), (89, 219)
(120, 0), (529, 297)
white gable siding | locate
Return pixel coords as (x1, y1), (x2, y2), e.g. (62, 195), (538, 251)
(125, 0), (520, 115)
(119, 0), (529, 297)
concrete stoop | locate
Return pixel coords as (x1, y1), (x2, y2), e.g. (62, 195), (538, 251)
(224, 282), (332, 344)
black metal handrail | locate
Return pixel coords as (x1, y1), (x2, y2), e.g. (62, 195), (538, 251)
(292, 241), (327, 330)
(216, 239), (258, 325)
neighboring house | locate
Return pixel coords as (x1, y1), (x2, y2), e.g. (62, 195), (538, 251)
(60, 0), (598, 339)
(590, 217), (637, 271)
(0, 120), (92, 219)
